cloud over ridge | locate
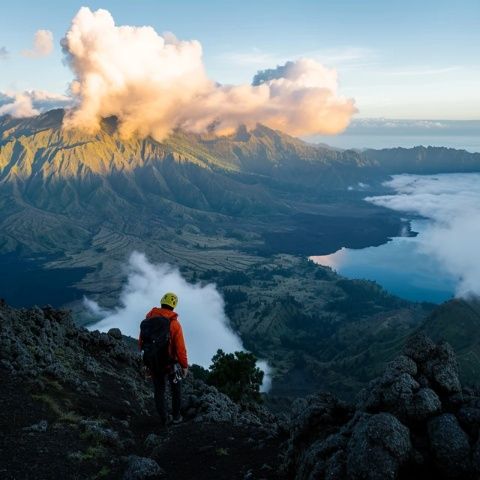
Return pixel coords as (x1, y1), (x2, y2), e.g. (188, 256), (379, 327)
(61, 7), (356, 140)
(0, 90), (71, 118)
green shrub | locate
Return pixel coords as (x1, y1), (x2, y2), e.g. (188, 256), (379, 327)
(207, 349), (264, 404)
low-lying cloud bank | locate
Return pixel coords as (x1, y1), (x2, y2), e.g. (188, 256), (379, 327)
(366, 173), (480, 298)
(61, 7), (355, 140)
(85, 252), (271, 391)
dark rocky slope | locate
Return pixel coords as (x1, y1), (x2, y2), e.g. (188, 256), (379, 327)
(3, 298), (480, 479)
(283, 333), (480, 479)
(0, 300), (283, 479)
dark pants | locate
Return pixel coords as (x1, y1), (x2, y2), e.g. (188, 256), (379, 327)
(153, 372), (181, 423)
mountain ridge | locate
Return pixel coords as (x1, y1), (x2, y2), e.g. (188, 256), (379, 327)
(2, 110), (480, 187)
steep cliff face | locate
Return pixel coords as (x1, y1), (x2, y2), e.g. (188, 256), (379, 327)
(0, 300), (283, 479)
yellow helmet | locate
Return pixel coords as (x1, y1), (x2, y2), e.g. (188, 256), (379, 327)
(161, 292), (178, 309)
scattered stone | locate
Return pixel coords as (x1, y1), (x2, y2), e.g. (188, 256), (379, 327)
(80, 420), (121, 447)
(144, 433), (161, 451)
(23, 420), (48, 432)
(123, 456), (164, 479)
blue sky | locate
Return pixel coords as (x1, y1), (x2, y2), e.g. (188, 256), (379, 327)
(0, 0), (479, 121)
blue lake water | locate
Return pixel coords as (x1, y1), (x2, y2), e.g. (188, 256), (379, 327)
(311, 219), (457, 303)
(311, 172), (480, 304)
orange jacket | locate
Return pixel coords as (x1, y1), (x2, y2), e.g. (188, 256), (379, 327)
(139, 307), (188, 369)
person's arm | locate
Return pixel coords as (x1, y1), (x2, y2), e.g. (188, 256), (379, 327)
(172, 321), (188, 374)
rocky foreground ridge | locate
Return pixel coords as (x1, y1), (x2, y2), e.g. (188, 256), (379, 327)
(0, 300), (281, 479)
(2, 300), (480, 479)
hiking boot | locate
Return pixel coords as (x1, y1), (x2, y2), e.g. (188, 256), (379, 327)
(172, 415), (183, 424)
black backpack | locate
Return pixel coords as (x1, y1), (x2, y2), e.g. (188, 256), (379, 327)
(140, 316), (172, 373)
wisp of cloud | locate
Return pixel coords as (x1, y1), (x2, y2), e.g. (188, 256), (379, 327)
(366, 173), (480, 298)
(61, 7), (355, 140)
(22, 29), (54, 58)
(85, 251), (272, 391)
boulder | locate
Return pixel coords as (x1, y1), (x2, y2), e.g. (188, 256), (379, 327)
(346, 413), (411, 480)
(424, 343), (461, 394)
(404, 334), (436, 363)
(108, 328), (123, 340)
(384, 355), (418, 379)
(427, 414), (471, 478)
(406, 388), (441, 421)
(296, 433), (347, 479)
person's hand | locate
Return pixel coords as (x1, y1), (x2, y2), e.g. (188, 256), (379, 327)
(143, 366), (152, 378)
(182, 367), (188, 378)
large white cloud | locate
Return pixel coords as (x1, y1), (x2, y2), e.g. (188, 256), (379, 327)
(61, 7), (356, 140)
(85, 252), (271, 390)
(366, 173), (480, 298)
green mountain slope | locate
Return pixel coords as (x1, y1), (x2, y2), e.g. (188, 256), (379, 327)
(0, 109), (407, 261)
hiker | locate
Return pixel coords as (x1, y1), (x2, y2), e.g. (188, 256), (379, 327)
(139, 292), (188, 425)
